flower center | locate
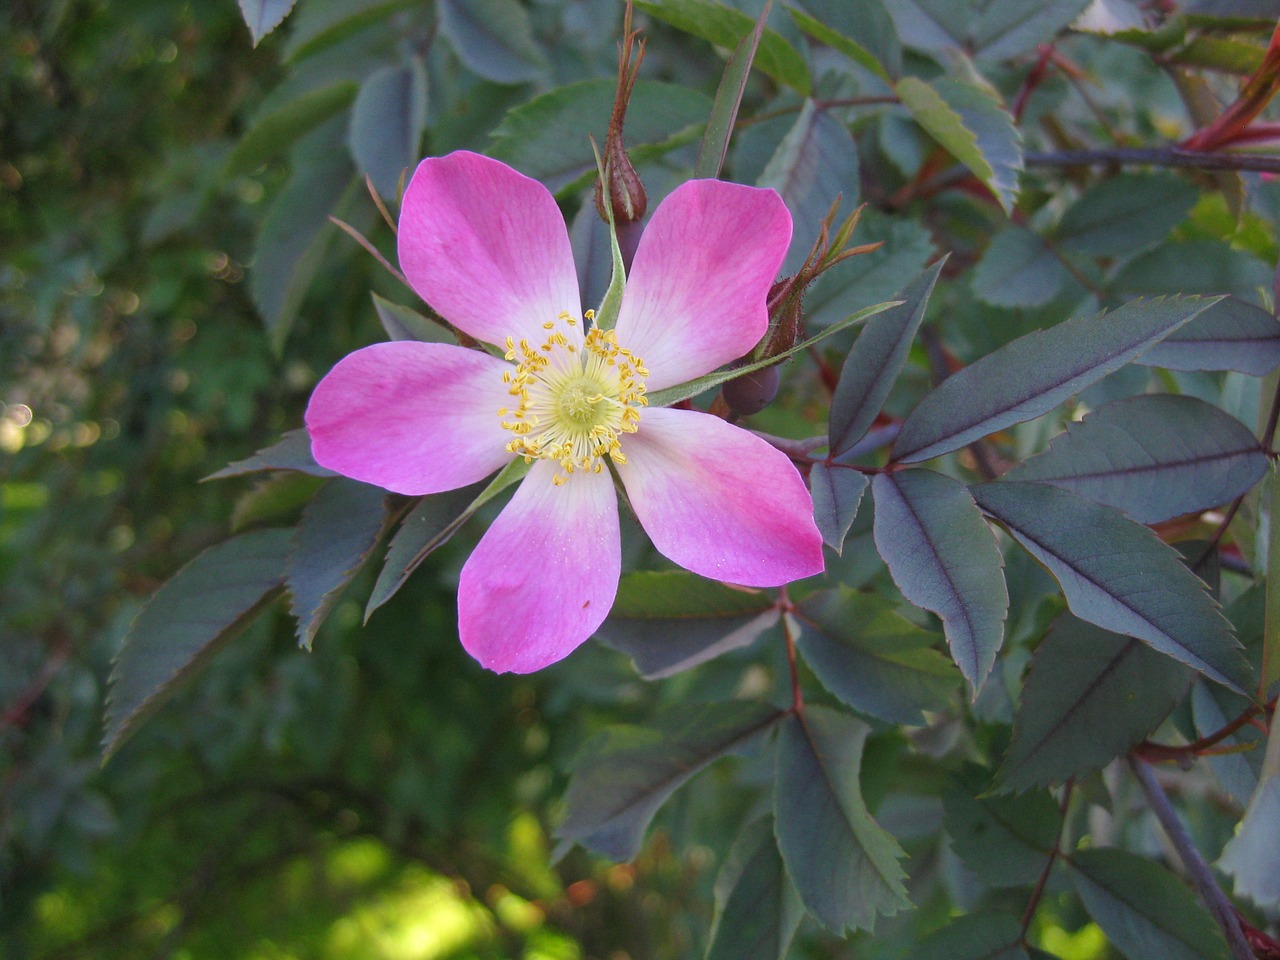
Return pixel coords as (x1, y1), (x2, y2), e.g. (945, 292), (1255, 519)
(499, 311), (648, 485)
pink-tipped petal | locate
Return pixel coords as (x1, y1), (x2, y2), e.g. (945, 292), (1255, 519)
(458, 462), (620, 673)
(618, 408), (824, 586)
(398, 151), (583, 347)
(615, 180), (791, 391)
(306, 341), (514, 495)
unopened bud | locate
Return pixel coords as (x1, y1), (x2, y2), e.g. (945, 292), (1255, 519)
(722, 365), (780, 416)
(594, 1), (648, 227)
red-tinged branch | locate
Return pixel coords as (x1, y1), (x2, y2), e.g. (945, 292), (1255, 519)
(1183, 20), (1280, 152)
(1019, 779), (1074, 944)
(778, 587), (804, 714)
(1025, 147), (1280, 173)
(1128, 757), (1255, 960)
(1135, 696), (1274, 763)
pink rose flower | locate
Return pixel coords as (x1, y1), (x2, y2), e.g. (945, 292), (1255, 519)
(306, 151), (824, 673)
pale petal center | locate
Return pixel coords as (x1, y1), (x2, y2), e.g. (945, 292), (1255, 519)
(499, 312), (649, 485)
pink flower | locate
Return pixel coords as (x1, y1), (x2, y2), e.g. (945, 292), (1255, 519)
(306, 151), (824, 673)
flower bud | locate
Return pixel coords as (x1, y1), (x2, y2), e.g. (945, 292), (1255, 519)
(594, 2), (648, 227)
(722, 364), (780, 416)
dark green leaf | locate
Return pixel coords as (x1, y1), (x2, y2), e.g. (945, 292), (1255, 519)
(1069, 848), (1231, 960)
(348, 59), (428, 198)
(284, 0), (418, 62)
(1005, 395), (1268, 524)
(893, 297), (1218, 463)
(830, 261), (944, 457)
(706, 816), (804, 960)
(794, 587), (958, 724)
(972, 481), (1249, 692)
(695, 0), (773, 179)
(905, 912), (1029, 960)
(231, 472), (326, 531)
(595, 571), (778, 679)
(786, 3), (895, 82)
(783, 4), (896, 82)
(759, 100), (859, 271)
(204, 429), (336, 481)
(238, 0), (299, 45)
(805, 211), (935, 330)
(872, 470), (1008, 691)
(249, 120), (363, 351)
(558, 702), (784, 860)
(810, 464), (869, 553)
(1137, 296), (1280, 375)
(224, 83), (358, 178)
(1056, 172), (1198, 257)
(364, 481), (489, 619)
(635, 0), (813, 94)
(1111, 239), (1272, 301)
(104, 529), (292, 758)
(370, 292), (456, 344)
(943, 764), (1062, 886)
(998, 616), (1192, 792)
(895, 76), (1021, 213)
(287, 478), (391, 650)
(490, 79), (712, 192)
(971, 226), (1070, 308)
(438, 0), (546, 85)
(775, 707), (910, 932)
(886, 0), (1089, 59)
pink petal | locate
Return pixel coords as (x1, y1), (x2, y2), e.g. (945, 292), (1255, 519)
(618, 408), (824, 585)
(398, 151), (583, 347)
(306, 341), (513, 495)
(614, 180), (791, 392)
(458, 461), (620, 673)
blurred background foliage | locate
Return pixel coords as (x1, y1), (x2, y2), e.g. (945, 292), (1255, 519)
(4, 0), (1280, 958)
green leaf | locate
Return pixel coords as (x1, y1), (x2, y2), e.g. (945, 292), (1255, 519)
(103, 529), (292, 759)
(595, 571), (778, 679)
(490, 79), (712, 192)
(905, 912), (1029, 960)
(635, 0), (812, 94)
(438, 0), (546, 85)
(231, 472), (326, 531)
(872, 470), (1008, 692)
(249, 120), (363, 352)
(224, 83), (358, 178)
(1266, 464), (1280, 693)
(348, 59), (428, 198)
(895, 76), (1021, 214)
(706, 816), (804, 960)
(794, 587), (959, 724)
(759, 100), (859, 270)
(997, 616), (1192, 792)
(972, 481), (1249, 692)
(370, 292), (456, 344)
(788, 4), (890, 82)
(886, 0), (1090, 60)
(943, 765), (1062, 886)
(695, 0), (774, 179)
(238, 0), (299, 45)
(774, 707), (910, 932)
(284, 0), (419, 62)
(971, 226), (1070, 308)
(287, 478), (391, 650)
(1110, 239), (1272, 301)
(364, 463), (526, 620)
(809, 464), (869, 553)
(893, 297), (1219, 464)
(1219, 723), (1280, 906)
(647, 299), (899, 408)
(1005, 395), (1268, 525)
(1137, 297), (1280, 375)
(804, 210), (935, 331)
(1069, 848), (1231, 960)
(1056, 172), (1198, 257)
(830, 261), (944, 457)
(204, 429), (336, 481)
(558, 702), (784, 861)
